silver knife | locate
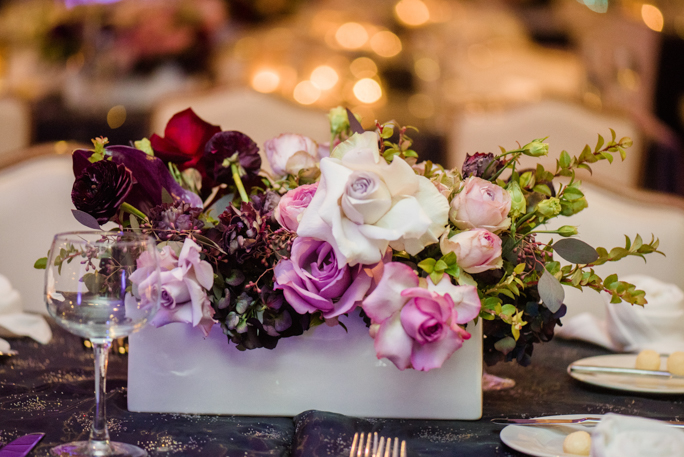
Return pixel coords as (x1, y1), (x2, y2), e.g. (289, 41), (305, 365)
(492, 418), (684, 428)
(570, 365), (684, 379)
(0, 433), (45, 457)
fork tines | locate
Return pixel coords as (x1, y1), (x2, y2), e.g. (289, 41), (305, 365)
(349, 432), (407, 457)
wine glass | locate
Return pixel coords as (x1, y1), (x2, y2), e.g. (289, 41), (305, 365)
(45, 231), (161, 457)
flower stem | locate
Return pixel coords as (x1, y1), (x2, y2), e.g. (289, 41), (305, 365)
(120, 202), (147, 221)
(231, 163), (249, 203)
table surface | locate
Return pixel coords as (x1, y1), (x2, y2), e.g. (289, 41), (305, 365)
(1, 321), (682, 457)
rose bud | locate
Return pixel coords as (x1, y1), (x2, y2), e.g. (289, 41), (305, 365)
(274, 183), (319, 231)
(264, 133), (319, 178)
(507, 180), (526, 218)
(71, 160), (133, 224)
(440, 228), (503, 274)
(461, 152), (503, 179)
(557, 225), (578, 237)
(450, 176), (511, 233)
(522, 139), (549, 157)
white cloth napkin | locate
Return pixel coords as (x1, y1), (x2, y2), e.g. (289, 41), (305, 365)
(556, 275), (684, 353)
(0, 274), (52, 344)
(592, 413), (684, 457)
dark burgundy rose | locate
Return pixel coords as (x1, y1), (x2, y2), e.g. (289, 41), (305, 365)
(150, 108), (221, 186)
(461, 152), (504, 180)
(71, 160), (133, 224)
(72, 146), (203, 214)
(204, 131), (261, 185)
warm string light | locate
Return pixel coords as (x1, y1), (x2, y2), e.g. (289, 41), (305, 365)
(252, 70), (280, 93)
(641, 4), (664, 32)
(395, 0), (430, 27)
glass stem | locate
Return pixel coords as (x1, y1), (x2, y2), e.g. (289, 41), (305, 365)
(90, 340), (112, 446)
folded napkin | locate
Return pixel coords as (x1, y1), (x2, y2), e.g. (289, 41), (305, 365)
(592, 413), (684, 457)
(556, 275), (684, 353)
(0, 274), (52, 344)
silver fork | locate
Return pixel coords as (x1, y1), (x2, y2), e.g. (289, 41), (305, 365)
(349, 432), (407, 457)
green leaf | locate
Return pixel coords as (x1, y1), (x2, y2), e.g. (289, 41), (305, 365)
(34, 257), (48, 269)
(595, 134), (605, 152)
(600, 152), (614, 163)
(610, 128), (616, 142)
(533, 184), (552, 196)
(418, 258), (436, 274)
(562, 186), (584, 202)
(430, 270), (442, 285)
(134, 138), (154, 156)
(494, 336), (516, 355)
(551, 238), (599, 264)
(380, 125), (394, 139)
(501, 304), (516, 316)
(559, 150), (571, 168)
(83, 272), (106, 294)
(442, 251), (457, 265)
(434, 259), (448, 272)
(539, 268), (565, 313)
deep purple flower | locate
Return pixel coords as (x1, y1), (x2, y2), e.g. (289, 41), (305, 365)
(461, 152), (504, 179)
(204, 131), (261, 185)
(147, 201), (204, 240)
(71, 160), (133, 224)
(273, 237), (372, 319)
(72, 146), (203, 214)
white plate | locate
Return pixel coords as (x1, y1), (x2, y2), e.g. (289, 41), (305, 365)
(568, 354), (684, 394)
(500, 414), (598, 457)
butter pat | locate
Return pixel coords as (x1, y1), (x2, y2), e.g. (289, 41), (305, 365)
(635, 349), (660, 371)
(563, 430), (591, 455)
(667, 352), (684, 376)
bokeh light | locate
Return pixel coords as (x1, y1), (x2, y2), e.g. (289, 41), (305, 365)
(350, 57), (378, 79)
(414, 57), (440, 81)
(641, 4), (664, 32)
(252, 70), (281, 93)
(370, 31), (402, 58)
(310, 65), (339, 90)
(353, 78), (382, 104)
(293, 81), (321, 105)
(336, 22), (369, 49)
(395, 0), (430, 27)
(107, 105), (126, 129)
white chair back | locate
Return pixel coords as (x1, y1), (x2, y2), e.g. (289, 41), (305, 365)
(0, 144), (85, 314)
(540, 180), (684, 320)
(449, 99), (643, 188)
(151, 88), (330, 163)
(0, 97), (31, 159)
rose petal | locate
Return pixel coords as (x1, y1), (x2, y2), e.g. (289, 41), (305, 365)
(362, 262), (418, 323)
(410, 328), (464, 371)
(373, 312), (413, 371)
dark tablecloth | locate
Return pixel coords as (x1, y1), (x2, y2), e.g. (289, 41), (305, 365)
(1, 321), (682, 456)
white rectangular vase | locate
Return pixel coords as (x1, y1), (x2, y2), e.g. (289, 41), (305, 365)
(128, 310), (483, 419)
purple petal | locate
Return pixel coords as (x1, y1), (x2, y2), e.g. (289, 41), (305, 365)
(373, 312), (413, 370)
(410, 328), (464, 372)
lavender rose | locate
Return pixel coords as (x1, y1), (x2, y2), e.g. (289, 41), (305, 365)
(273, 237), (372, 319)
(440, 228), (503, 274)
(130, 238), (215, 336)
(265, 133), (320, 178)
(450, 176), (511, 233)
(71, 160), (133, 224)
(274, 183), (319, 231)
(362, 263), (481, 371)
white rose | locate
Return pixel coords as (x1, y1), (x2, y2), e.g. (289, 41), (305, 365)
(264, 133), (319, 178)
(297, 132), (449, 267)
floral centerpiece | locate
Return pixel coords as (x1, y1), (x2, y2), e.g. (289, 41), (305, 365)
(40, 106), (661, 372)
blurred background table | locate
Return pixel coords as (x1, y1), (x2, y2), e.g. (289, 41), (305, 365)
(1, 0), (684, 194)
(0, 320), (681, 456)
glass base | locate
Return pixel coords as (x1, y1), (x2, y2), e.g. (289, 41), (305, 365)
(50, 441), (148, 457)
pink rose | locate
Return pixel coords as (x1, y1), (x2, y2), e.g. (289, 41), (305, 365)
(450, 176), (511, 233)
(274, 183), (319, 231)
(264, 133), (319, 178)
(440, 228), (502, 274)
(131, 238), (215, 336)
(362, 263), (481, 371)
